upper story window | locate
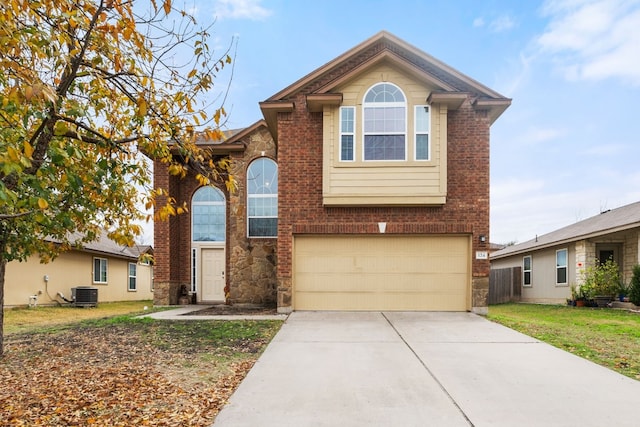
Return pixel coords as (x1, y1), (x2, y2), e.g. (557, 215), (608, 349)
(415, 105), (430, 160)
(340, 107), (355, 161)
(248, 158), (278, 237)
(192, 186), (226, 242)
(363, 83), (406, 161)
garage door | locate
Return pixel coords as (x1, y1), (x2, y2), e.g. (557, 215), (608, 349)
(293, 235), (470, 311)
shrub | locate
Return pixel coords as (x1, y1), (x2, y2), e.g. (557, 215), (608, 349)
(581, 259), (620, 298)
(629, 264), (640, 306)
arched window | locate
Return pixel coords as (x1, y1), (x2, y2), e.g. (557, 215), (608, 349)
(247, 158), (278, 237)
(363, 83), (406, 161)
(191, 186), (225, 242)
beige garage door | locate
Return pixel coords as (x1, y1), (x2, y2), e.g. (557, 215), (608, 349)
(293, 235), (470, 311)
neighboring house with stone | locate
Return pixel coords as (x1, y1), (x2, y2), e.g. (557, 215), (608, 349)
(4, 231), (154, 308)
(153, 31), (511, 313)
(490, 201), (640, 304)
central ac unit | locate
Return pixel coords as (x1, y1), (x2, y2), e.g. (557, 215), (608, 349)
(72, 287), (98, 307)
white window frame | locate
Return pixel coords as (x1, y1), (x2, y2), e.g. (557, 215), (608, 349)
(362, 82), (407, 162)
(93, 257), (108, 284)
(414, 105), (430, 161)
(523, 255), (532, 287)
(128, 262), (137, 291)
(247, 158), (278, 238)
(556, 249), (568, 286)
(339, 106), (355, 162)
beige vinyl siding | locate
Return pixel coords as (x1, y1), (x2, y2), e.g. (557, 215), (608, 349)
(293, 235), (470, 311)
(323, 63), (447, 206)
(4, 250), (153, 307)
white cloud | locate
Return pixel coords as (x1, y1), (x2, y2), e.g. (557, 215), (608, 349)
(537, 0), (640, 85)
(213, 0), (272, 20)
(489, 14), (516, 32)
(473, 14), (516, 32)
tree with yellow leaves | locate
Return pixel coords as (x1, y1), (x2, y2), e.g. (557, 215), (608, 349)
(0, 0), (235, 355)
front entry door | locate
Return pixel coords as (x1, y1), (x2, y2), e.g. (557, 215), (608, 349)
(200, 248), (225, 302)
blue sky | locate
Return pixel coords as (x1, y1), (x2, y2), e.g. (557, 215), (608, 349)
(170, 0), (640, 245)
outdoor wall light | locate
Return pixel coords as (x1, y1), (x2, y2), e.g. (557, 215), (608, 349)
(479, 235), (486, 243)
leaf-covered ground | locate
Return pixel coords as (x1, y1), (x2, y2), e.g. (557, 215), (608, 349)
(0, 319), (282, 426)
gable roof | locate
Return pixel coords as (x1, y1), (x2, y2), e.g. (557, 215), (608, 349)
(260, 31), (511, 139)
(49, 230), (151, 261)
(491, 201), (640, 259)
(193, 120), (269, 153)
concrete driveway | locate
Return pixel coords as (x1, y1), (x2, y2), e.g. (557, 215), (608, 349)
(213, 311), (640, 427)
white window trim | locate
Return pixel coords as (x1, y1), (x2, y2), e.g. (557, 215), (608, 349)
(362, 82), (407, 162)
(556, 248), (568, 286)
(93, 257), (108, 284)
(414, 105), (431, 161)
(128, 262), (137, 292)
(339, 106), (356, 162)
(523, 255), (532, 287)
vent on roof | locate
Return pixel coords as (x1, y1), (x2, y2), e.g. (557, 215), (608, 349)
(72, 287), (98, 307)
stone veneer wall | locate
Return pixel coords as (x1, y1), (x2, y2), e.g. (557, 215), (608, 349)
(153, 124), (278, 306)
(227, 126), (277, 305)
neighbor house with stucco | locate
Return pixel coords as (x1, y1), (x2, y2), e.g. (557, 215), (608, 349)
(491, 201), (640, 304)
(4, 231), (154, 307)
(153, 31), (511, 313)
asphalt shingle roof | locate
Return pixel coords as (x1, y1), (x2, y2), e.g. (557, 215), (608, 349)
(492, 201), (640, 259)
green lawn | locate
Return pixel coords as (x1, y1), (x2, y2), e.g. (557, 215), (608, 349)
(488, 303), (640, 380)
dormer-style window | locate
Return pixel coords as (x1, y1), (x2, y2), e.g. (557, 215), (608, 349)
(363, 83), (406, 161)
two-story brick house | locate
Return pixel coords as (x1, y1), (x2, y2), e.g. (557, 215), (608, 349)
(153, 31), (510, 313)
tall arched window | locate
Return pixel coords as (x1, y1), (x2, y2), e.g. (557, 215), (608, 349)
(247, 158), (278, 237)
(192, 186), (225, 241)
(363, 83), (406, 161)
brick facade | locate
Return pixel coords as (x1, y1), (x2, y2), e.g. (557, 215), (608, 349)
(274, 95), (492, 312)
(153, 32), (509, 312)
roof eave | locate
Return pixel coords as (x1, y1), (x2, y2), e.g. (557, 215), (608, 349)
(259, 101), (295, 142)
(491, 221), (640, 260)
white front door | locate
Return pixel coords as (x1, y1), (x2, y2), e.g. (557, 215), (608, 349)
(200, 248), (225, 302)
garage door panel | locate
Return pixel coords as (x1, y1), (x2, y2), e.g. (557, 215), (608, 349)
(293, 235), (470, 311)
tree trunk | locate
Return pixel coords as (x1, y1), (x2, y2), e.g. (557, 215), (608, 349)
(0, 256), (5, 357)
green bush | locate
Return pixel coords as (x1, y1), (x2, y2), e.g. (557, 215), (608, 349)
(581, 259), (620, 298)
(629, 265), (640, 306)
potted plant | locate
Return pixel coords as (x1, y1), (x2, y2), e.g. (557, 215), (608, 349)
(617, 281), (630, 302)
(572, 283), (590, 307)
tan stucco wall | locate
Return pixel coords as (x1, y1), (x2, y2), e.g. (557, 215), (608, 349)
(4, 250), (153, 307)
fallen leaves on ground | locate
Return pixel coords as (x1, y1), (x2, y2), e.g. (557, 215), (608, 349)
(0, 321), (277, 426)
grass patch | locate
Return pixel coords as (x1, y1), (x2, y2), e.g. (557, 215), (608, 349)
(3, 300), (165, 335)
(488, 303), (640, 380)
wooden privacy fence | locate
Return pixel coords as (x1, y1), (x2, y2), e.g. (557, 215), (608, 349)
(489, 267), (522, 304)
